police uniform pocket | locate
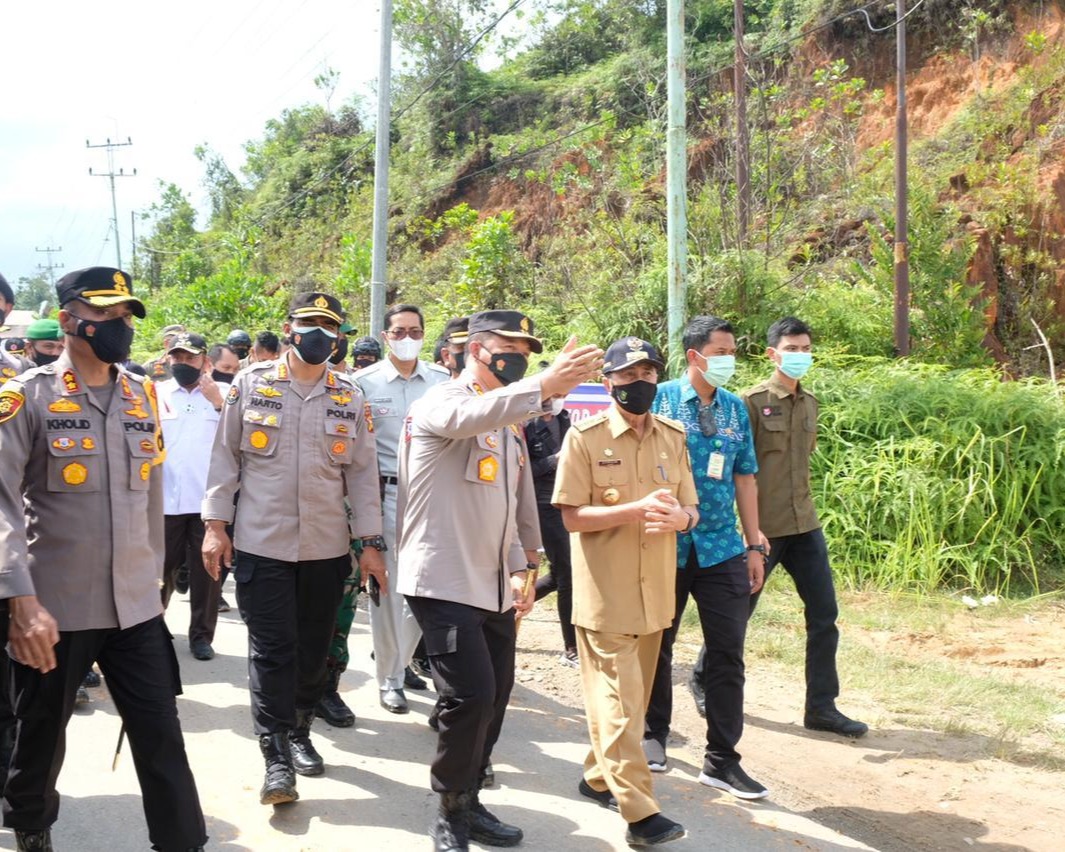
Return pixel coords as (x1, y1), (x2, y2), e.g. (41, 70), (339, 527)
(325, 420), (353, 465)
(465, 440), (502, 486)
(126, 434), (158, 490)
(241, 410), (281, 457)
(45, 438), (102, 493)
(592, 460), (629, 505)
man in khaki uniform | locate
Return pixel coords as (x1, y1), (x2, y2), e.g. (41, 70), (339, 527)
(0, 266), (206, 852)
(553, 337), (698, 848)
(202, 291), (386, 806)
(397, 310), (601, 852)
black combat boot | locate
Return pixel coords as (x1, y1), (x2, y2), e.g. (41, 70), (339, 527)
(259, 732), (299, 805)
(467, 785), (523, 847)
(15, 831), (53, 852)
(315, 665), (355, 727)
(431, 790), (471, 852)
(289, 707), (325, 776)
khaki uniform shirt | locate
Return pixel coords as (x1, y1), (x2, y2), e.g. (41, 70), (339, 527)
(396, 374), (546, 612)
(353, 357), (450, 477)
(742, 374), (820, 538)
(553, 406), (697, 636)
(143, 356), (172, 381)
(0, 353), (166, 631)
(202, 356), (382, 562)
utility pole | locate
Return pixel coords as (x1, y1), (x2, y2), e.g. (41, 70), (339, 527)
(369, 0), (393, 336)
(35, 245), (64, 285)
(894, 0), (910, 356)
(666, 0), (687, 363)
(734, 0), (750, 250)
(86, 137), (136, 272)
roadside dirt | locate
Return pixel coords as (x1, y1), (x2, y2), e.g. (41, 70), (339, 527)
(513, 601), (1065, 852)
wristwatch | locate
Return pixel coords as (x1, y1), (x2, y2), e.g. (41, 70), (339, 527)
(525, 561), (539, 572)
(681, 510), (695, 533)
(360, 536), (387, 552)
(746, 543), (767, 556)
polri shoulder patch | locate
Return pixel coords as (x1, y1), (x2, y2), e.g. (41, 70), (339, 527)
(0, 387), (26, 425)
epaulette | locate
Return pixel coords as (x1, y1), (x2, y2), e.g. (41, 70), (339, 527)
(573, 411), (609, 432)
(120, 367), (149, 385)
(14, 363), (57, 384)
(332, 370), (357, 388)
(427, 363), (450, 377)
(655, 414), (687, 434)
(741, 380), (772, 399)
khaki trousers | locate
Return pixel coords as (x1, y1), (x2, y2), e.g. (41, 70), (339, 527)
(576, 626), (663, 823)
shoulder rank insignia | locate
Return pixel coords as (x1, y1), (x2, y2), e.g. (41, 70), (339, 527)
(0, 389), (25, 424)
(62, 370), (80, 394)
(48, 398), (82, 413)
(120, 375), (136, 399)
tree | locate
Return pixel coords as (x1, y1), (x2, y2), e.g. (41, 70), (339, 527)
(15, 273), (52, 312)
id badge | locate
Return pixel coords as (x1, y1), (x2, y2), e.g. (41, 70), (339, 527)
(707, 452), (725, 480)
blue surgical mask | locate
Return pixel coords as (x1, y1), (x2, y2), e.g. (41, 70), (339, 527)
(777, 351), (813, 380)
(698, 354), (735, 388)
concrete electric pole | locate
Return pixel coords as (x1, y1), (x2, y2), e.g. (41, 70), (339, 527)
(86, 137), (136, 272)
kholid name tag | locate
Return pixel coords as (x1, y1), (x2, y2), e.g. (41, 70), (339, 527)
(707, 452), (725, 480)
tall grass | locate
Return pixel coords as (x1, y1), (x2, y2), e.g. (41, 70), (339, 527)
(803, 356), (1065, 595)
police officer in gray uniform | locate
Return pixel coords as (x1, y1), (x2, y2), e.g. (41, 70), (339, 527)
(353, 303), (449, 713)
(0, 266), (206, 852)
(397, 310), (602, 852)
(202, 291), (386, 806)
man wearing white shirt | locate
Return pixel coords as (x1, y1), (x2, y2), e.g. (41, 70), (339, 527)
(157, 332), (227, 660)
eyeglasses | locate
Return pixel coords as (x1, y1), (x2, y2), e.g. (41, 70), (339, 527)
(385, 328), (424, 340)
(698, 405), (717, 437)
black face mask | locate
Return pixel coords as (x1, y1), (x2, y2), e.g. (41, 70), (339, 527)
(290, 327), (336, 366)
(33, 352), (60, 367)
(610, 379), (657, 415)
(329, 336), (349, 365)
(450, 349), (466, 376)
(72, 314), (135, 364)
(232, 346), (249, 360)
(353, 356), (377, 371)
(482, 350), (528, 386)
(211, 369), (235, 384)
(172, 363), (202, 388)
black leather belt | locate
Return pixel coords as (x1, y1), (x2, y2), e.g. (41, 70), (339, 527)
(380, 475), (399, 486)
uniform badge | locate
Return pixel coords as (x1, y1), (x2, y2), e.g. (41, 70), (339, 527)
(120, 375), (134, 398)
(264, 415), (279, 427)
(603, 448), (614, 457)
(325, 371), (337, 389)
(314, 295), (329, 308)
(602, 487), (620, 505)
(335, 423), (349, 435)
(0, 389), (25, 424)
(139, 439), (155, 453)
(52, 437), (76, 451)
(520, 317), (531, 333)
(48, 398), (82, 413)
(255, 386), (283, 398)
(226, 385), (240, 405)
(478, 456), (499, 482)
(62, 370), (80, 394)
(364, 403), (375, 433)
(329, 393), (351, 406)
(81, 437), (96, 450)
(1, 368), (15, 379)
(125, 403), (149, 419)
(62, 462), (88, 486)
(331, 440), (347, 455)
(485, 434), (498, 449)
(276, 363), (289, 381)
(249, 430), (269, 449)
(246, 410), (264, 423)
(140, 461), (151, 481)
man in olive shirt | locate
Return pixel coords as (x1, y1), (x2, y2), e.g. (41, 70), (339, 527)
(741, 316), (867, 738)
(554, 337), (698, 848)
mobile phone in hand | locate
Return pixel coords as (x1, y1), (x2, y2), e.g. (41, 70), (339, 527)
(368, 575), (380, 607)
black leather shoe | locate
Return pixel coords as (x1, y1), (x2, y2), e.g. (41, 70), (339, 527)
(625, 813), (685, 846)
(82, 669), (101, 688)
(578, 778), (618, 812)
(258, 733), (298, 805)
(431, 791), (471, 852)
(190, 640), (215, 661)
(804, 706), (869, 738)
(290, 708), (324, 775)
(380, 687), (409, 714)
(410, 655), (432, 677)
(175, 565), (190, 594)
(15, 830), (53, 852)
(75, 685), (90, 706)
(467, 789), (523, 847)
(428, 701), (441, 731)
(316, 666), (355, 727)
(404, 665), (429, 690)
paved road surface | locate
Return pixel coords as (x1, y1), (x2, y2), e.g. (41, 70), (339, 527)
(0, 584), (876, 851)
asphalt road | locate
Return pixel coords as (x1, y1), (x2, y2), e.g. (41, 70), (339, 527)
(0, 584), (876, 851)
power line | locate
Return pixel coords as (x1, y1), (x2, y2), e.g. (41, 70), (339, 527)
(35, 246), (64, 286)
(87, 137), (137, 270)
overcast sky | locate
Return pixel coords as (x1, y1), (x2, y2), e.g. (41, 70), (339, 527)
(1, 1), (391, 289)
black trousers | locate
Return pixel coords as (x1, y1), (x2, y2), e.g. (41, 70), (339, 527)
(533, 501), (576, 651)
(163, 513), (221, 646)
(2, 616), (205, 851)
(646, 550), (750, 772)
(406, 596), (516, 793)
(234, 550), (348, 734)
